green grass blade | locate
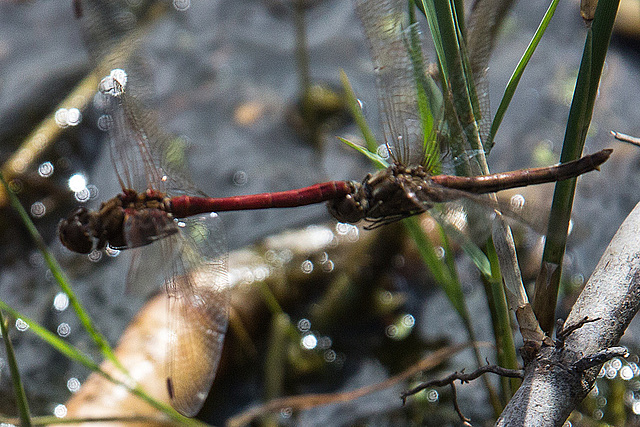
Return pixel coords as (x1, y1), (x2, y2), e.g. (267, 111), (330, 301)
(404, 217), (466, 317)
(533, 0), (620, 334)
(0, 299), (203, 425)
(437, 219), (491, 277)
(0, 310), (32, 426)
(0, 299), (101, 371)
(483, 239), (520, 399)
(404, 17), (443, 174)
(0, 171), (126, 374)
(340, 69), (379, 154)
(489, 0), (560, 146)
(425, 0), (489, 174)
(418, 0), (448, 88)
(337, 137), (389, 169)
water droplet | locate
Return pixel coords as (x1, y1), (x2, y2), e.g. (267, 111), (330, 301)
(611, 358), (623, 370)
(57, 323), (71, 337)
(335, 222), (352, 235)
(301, 333), (317, 350)
(173, 0), (190, 10)
(280, 407), (293, 419)
(68, 173), (87, 192)
(97, 114), (113, 131)
(8, 178), (23, 193)
(385, 325), (398, 338)
(621, 365), (634, 380)
(510, 194), (525, 211)
(53, 404), (67, 418)
(53, 292), (69, 311)
(321, 260), (335, 273)
(67, 377), (81, 392)
(84, 185), (98, 200)
(426, 389), (439, 402)
(253, 266), (268, 281)
(74, 188), (90, 202)
(317, 336), (332, 349)
(15, 319), (28, 331)
(28, 251), (44, 267)
(38, 161), (54, 177)
(301, 260), (313, 274)
(67, 108), (82, 126)
(30, 201), (46, 218)
(402, 314), (415, 328)
(324, 349), (336, 362)
(377, 144), (390, 159)
(87, 250), (102, 262)
(297, 318), (311, 332)
(55, 108), (69, 128)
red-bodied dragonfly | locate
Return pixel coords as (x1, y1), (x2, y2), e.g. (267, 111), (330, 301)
(60, 69), (231, 417)
(59, 0), (610, 418)
(323, 0), (611, 228)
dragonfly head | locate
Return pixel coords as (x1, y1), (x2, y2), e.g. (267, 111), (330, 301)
(58, 207), (98, 254)
(326, 181), (368, 224)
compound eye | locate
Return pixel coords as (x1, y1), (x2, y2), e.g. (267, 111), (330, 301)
(58, 208), (94, 254)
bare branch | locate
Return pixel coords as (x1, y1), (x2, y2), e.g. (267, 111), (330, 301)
(572, 347), (628, 372)
(450, 383), (472, 426)
(498, 201), (640, 425)
(555, 316), (601, 345)
(401, 363), (524, 402)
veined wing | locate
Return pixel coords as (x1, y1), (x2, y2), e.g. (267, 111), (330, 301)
(97, 70), (166, 193)
(79, 0), (204, 197)
(97, 70), (203, 197)
(355, 0), (443, 170)
(162, 212), (229, 416)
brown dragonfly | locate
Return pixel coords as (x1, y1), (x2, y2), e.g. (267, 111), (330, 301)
(59, 0), (610, 417)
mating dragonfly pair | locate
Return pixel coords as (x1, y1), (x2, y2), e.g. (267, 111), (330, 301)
(59, 0), (611, 417)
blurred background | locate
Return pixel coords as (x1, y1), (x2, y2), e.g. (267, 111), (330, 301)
(1, 0), (640, 424)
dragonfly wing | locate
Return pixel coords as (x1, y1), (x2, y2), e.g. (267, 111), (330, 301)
(164, 212), (228, 417)
(356, 0), (422, 166)
(97, 75), (162, 192)
(356, 0), (442, 169)
(466, 0), (507, 150)
(98, 70), (206, 197)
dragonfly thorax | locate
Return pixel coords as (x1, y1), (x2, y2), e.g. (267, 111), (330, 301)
(327, 165), (439, 228)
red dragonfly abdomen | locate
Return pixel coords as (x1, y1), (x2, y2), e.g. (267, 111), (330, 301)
(430, 149), (612, 194)
(168, 180), (354, 218)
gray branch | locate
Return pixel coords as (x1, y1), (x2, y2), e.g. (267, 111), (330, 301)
(497, 201), (640, 426)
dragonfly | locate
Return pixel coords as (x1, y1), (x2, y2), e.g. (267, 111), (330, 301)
(59, 0), (610, 418)
(60, 0), (611, 235)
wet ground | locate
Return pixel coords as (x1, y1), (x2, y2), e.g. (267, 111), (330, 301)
(1, 0), (640, 424)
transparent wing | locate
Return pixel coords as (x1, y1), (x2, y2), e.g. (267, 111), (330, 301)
(355, 0), (441, 169)
(466, 0), (505, 150)
(79, 0), (204, 196)
(98, 73), (203, 197)
(163, 212), (228, 417)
